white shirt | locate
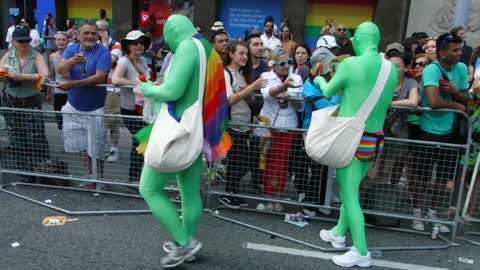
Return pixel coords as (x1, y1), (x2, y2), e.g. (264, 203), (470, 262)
(6, 26), (15, 48)
(259, 71), (303, 129)
(29, 29), (41, 48)
(225, 68), (251, 132)
(261, 33), (281, 51)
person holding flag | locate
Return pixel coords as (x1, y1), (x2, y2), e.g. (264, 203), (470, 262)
(0, 25), (50, 179)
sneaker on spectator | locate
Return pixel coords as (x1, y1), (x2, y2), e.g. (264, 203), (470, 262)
(162, 241), (196, 262)
(106, 149), (119, 162)
(235, 197), (248, 207)
(219, 195), (240, 209)
(332, 247), (373, 268)
(161, 239), (202, 268)
(319, 228), (346, 248)
(256, 203), (266, 211)
(411, 208), (425, 231)
(427, 208), (450, 233)
(266, 202), (274, 211)
(96, 182), (108, 191)
(302, 207), (317, 217)
(273, 202), (283, 212)
(318, 208), (332, 216)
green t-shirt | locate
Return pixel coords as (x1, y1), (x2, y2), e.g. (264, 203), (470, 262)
(420, 61), (468, 135)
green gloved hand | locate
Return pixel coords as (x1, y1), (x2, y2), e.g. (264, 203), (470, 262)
(314, 76), (327, 90)
(140, 81), (155, 97)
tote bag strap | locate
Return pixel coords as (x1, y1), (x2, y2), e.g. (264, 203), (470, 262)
(356, 58), (392, 124)
(191, 38), (207, 103)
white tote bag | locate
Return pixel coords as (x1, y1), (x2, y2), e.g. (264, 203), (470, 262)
(305, 58), (391, 168)
(144, 38), (206, 172)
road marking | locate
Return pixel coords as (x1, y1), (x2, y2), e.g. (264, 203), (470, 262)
(244, 242), (449, 270)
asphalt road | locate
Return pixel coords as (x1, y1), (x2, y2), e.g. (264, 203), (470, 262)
(0, 182), (479, 270)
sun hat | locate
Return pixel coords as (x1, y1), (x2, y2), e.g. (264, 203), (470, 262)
(121, 30), (151, 51)
(210, 21), (225, 31)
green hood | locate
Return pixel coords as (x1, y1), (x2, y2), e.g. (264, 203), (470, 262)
(163, 15), (197, 53)
(352, 22), (380, 56)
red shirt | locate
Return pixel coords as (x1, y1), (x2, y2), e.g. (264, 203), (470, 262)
(139, 11), (152, 29)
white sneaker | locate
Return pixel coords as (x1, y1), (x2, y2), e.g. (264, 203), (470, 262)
(318, 208), (332, 216)
(256, 203), (266, 211)
(319, 229), (346, 248)
(427, 208), (450, 233)
(162, 241), (196, 262)
(411, 208), (425, 231)
(273, 203), (283, 212)
(332, 247), (373, 268)
(106, 149), (119, 162)
(266, 202), (274, 211)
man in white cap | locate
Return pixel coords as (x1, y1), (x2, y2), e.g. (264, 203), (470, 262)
(210, 21), (225, 31)
(316, 35), (339, 56)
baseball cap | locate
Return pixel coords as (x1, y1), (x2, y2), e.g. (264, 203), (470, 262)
(385, 42), (404, 53)
(316, 35), (338, 49)
(12, 26), (32, 42)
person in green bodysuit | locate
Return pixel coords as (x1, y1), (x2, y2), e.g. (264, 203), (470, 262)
(313, 22), (398, 268)
(138, 15), (210, 268)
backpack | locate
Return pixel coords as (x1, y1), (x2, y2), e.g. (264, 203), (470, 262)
(363, 183), (411, 227)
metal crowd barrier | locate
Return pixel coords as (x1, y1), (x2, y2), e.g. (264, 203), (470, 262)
(461, 143), (480, 246)
(0, 106), (189, 215)
(0, 104), (476, 251)
(205, 106), (473, 252)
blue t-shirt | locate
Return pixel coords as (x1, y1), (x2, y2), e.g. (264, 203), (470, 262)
(63, 43), (111, 111)
(302, 78), (341, 129)
(421, 61), (468, 135)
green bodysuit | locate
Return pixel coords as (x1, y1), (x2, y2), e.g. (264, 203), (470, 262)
(314, 22), (398, 256)
(139, 15), (204, 247)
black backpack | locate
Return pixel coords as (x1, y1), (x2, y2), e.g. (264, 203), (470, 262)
(363, 183), (411, 227)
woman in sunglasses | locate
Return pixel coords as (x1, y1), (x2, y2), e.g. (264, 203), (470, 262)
(112, 30), (151, 184)
(280, 21), (297, 57)
(0, 25), (50, 180)
(258, 46), (303, 209)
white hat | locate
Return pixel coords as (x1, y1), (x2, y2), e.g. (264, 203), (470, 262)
(316, 35), (338, 49)
(121, 30), (151, 50)
(211, 21), (225, 31)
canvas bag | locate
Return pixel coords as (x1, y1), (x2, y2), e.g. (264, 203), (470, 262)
(304, 58), (391, 168)
(144, 38), (206, 172)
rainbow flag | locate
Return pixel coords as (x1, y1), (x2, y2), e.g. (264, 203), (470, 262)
(194, 33), (232, 162)
(35, 76), (50, 92)
(134, 35), (232, 161)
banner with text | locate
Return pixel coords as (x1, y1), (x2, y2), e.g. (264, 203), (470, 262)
(220, 0), (282, 40)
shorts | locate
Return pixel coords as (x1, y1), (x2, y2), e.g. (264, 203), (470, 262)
(355, 131), (385, 163)
(61, 102), (106, 159)
(104, 91), (122, 129)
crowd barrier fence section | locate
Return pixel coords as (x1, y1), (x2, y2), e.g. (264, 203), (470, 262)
(461, 145), (480, 246)
(205, 106), (473, 251)
(0, 105), (476, 250)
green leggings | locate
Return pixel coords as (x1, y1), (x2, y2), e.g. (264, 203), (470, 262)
(333, 157), (370, 256)
(139, 156), (203, 247)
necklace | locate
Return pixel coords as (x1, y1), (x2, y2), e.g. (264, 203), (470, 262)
(15, 51), (30, 73)
(78, 45), (97, 77)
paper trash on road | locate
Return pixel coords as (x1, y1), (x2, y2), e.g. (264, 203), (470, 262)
(42, 216), (78, 227)
(284, 213), (310, 227)
(44, 199), (52, 204)
(458, 257), (474, 264)
(10, 242), (20, 247)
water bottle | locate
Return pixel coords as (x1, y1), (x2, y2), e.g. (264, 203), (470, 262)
(431, 225), (439, 239)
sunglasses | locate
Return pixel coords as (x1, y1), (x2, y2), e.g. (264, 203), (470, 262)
(337, 28), (346, 32)
(128, 40), (145, 46)
(272, 58), (293, 66)
(16, 40), (31, 44)
(265, 24), (274, 28)
(281, 29), (290, 33)
(414, 61), (426, 67)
